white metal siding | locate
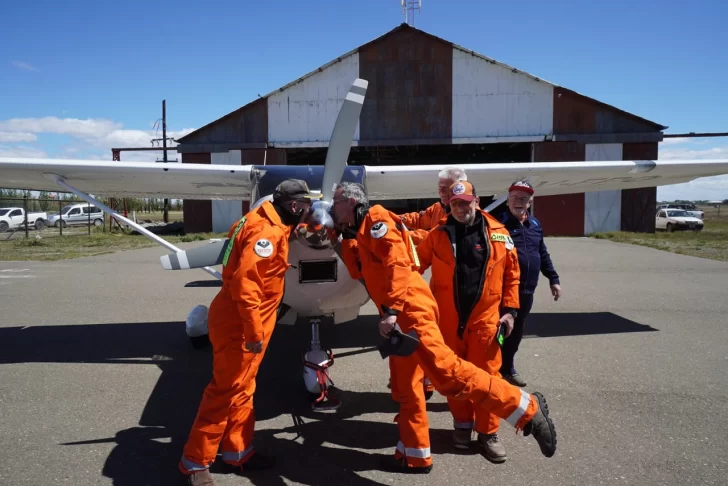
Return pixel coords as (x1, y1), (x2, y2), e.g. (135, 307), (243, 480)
(584, 143), (623, 235)
(211, 150), (242, 233)
(451, 48), (554, 140)
(268, 54), (360, 144)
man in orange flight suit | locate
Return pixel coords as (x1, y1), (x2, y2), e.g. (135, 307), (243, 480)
(417, 180), (518, 463)
(331, 181), (556, 474)
(396, 166), (468, 398)
(179, 179), (322, 486)
(399, 166), (467, 245)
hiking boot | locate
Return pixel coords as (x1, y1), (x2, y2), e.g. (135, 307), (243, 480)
(380, 455), (433, 474)
(503, 373), (527, 387)
(477, 432), (507, 463)
(522, 391), (557, 457)
(186, 469), (215, 486)
(453, 428), (472, 450)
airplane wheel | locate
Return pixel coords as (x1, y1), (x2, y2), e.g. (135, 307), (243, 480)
(189, 334), (211, 350)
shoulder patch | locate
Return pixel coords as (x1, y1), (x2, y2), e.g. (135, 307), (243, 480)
(370, 222), (388, 239)
(253, 238), (274, 258)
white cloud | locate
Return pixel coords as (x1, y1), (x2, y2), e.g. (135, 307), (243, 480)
(0, 145), (48, 158)
(11, 61), (39, 72)
(0, 131), (37, 143)
(0, 116), (196, 161)
(656, 139), (728, 201)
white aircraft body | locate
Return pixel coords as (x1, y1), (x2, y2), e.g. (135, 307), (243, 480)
(2, 78), (727, 410)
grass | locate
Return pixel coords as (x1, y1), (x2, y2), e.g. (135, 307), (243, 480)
(590, 205), (728, 262)
(0, 231), (228, 261)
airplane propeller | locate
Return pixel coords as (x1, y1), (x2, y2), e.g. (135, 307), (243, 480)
(160, 78), (369, 272)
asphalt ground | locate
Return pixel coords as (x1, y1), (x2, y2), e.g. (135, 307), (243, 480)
(1, 237), (727, 485)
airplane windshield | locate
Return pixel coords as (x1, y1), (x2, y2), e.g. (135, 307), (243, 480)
(0, 209), (9, 216)
(667, 210), (689, 217)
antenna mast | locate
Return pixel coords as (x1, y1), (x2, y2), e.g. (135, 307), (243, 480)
(401, 0), (421, 26)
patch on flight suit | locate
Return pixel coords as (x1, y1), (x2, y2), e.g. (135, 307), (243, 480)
(370, 222), (388, 239)
(254, 239), (274, 258)
(491, 233), (515, 250)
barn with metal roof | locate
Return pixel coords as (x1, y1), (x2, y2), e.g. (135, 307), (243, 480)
(175, 23), (665, 236)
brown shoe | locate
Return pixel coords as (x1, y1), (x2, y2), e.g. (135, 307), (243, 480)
(453, 428), (472, 450)
(186, 469), (215, 486)
(477, 433), (507, 463)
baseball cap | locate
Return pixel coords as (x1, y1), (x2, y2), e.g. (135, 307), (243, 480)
(508, 180), (534, 195)
(449, 181), (476, 203)
(273, 179), (323, 203)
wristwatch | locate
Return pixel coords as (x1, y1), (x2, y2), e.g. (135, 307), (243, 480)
(503, 308), (518, 319)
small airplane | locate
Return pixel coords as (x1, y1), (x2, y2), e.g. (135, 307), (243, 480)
(2, 78), (727, 411)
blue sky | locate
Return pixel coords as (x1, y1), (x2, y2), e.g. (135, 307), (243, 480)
(1, 0), (726, 201)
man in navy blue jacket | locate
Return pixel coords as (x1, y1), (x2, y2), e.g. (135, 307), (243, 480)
(497, 181), (562, 387)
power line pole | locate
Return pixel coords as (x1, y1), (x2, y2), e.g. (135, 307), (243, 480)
(162, 99), (169, 224)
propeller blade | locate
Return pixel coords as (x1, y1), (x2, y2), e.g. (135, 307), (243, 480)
(160, 239), (229, 270)
(320, 78), (368, 202)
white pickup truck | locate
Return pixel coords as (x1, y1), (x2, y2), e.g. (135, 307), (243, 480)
(0, 207), (48, 232)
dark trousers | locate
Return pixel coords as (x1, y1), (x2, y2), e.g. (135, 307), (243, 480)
(500, 292), (534, 376)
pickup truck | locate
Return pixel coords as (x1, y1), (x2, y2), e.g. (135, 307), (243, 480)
(0, 207), (48, 232)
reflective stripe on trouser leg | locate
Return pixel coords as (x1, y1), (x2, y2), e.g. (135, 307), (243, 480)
(179, 456), (209, 474)
(395, 440), (431, 466)
(453, 419), (474, 429)
(389, 355), (432, 467)
(506, 388), (532, 427)
(221, 446), (254, 465)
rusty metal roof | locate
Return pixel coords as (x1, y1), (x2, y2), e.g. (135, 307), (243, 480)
(178, 23), (665, 143)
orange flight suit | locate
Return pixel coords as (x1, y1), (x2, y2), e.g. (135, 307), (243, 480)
(179, 200), (291, 474)
(417, 209), (520, 437)
(340, 205), (538, 469)
(398, 201), (448, 395)
(399, 201), (448, 245)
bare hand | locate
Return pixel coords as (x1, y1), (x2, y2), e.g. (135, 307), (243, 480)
(551, 284), (562, 301)
(245, 340), (263, 353)
(498, 313), (515, 337)
(379, 315), (397, 338)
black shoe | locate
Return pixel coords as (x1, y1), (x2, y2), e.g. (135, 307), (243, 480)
(522, 391), (557, 457)
(379, 455), (432, 474)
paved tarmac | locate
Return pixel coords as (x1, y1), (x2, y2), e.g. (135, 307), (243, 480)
(1, 236), (727, 485)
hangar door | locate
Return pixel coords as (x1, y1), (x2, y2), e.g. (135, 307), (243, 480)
(584, 143), (623, 235)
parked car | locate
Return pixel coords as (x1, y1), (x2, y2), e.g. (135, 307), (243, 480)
(656, 203), (704, 220)
(0, 207), (48, 232)
(656, 208), (704, 232)
(46, 203), (105, 228)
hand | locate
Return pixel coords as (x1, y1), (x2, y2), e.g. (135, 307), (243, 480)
(498, 313), (515, 337)
(245, 340), (263, 353)
(551, 284), (562, 301)
(379, 314), (397, 338)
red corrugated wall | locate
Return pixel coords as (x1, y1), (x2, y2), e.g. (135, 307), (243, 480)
(182, 153), (212, 234)
(532, 142), (586, 236)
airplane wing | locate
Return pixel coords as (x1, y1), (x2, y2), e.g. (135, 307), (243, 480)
(0, 158), (254, 200)
(363, 159), (728, 200)
(2, 157), (727, 201)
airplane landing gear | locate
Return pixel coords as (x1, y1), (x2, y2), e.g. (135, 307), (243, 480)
(303, 317), (341, 412)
